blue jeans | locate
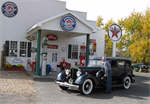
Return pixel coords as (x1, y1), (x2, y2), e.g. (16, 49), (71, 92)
(106, 70), (112, 93)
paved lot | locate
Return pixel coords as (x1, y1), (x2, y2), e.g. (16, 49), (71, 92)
(35, 72), (150, 104)
(0, 71), (36, 104)
(0, 71), (149, 104)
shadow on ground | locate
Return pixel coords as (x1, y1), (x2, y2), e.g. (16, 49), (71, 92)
(62, 74), (150, 100)
(0, 71), (32, 80)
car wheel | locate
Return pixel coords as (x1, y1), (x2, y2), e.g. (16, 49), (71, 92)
(59, 85), (68, 90)
(79, 79), (94, 95)
(123, 76), (131, 89)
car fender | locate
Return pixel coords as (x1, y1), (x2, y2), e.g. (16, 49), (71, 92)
(120, 73), (134, 83)
(75, 74), (99, 86)
(56, 71), (66, 81)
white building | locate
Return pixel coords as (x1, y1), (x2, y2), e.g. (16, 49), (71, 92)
(0, 0), (105, 74)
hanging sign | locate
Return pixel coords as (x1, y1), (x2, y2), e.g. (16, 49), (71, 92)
(108, 24), (122, 41)
(60, 16), (76, 31)
(1, 1), (18, 17)
(47, 45), (58, 49)
(47, 34), (57, 41)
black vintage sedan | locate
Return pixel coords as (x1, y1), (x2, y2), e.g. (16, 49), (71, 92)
(56, 57), (135, 95)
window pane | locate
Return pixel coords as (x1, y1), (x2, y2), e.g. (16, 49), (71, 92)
(9, 41), (17, 57)
(71, 45), (78, 59)
(72, 52), (78, 59)
(118, 61), (125, 66)
(20, 42), (27, 57)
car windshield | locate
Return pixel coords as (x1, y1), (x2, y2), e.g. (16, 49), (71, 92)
(88, 59), (103, 67)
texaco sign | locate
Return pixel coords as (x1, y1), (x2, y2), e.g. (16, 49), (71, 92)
(1, 1), (18, 18)
(108, 24), (122, 41)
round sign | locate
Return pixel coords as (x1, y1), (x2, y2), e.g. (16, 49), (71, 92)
(1, 1), (18, 17)
(60, 16), (76, 31)
(108, 24), (122, 41)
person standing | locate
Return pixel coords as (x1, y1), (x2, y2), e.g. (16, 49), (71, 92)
(102, 56), (112, 93)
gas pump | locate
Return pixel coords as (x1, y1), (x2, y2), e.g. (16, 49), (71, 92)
(41, 52), (47, 76)
(80, 45), (86, 66)
(41, 37), (48, 76)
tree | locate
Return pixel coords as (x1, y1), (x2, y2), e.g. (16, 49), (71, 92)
(96, 9), (150, 64)
(96, 16), (104, 28)
(117, 8), (150, 64)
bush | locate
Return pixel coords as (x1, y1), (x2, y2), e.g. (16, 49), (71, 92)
(17, 64), (24, 68)
(5, 63), (12, 68)
(12, 65), (17, 68)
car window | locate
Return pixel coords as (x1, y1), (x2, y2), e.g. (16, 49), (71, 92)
(88, 59), (103, 67)
(125, 62), (131, 69)
(117, 61), (125, 67)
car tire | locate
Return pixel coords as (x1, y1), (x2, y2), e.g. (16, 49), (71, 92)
(123, 76), (131, 89)
(79, 79), (94, 95)
(59, 85), (68, 90)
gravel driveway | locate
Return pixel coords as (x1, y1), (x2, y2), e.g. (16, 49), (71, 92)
(0, 71), (37, 104)
(0, 71), (149, 104)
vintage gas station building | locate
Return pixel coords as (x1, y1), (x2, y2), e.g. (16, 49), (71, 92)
(0, 0), (105, 75)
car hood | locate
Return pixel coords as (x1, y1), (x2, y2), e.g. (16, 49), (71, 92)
(73, 65), (104, 73)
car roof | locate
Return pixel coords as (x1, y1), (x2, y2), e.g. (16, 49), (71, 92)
(90, 57), (132, 62)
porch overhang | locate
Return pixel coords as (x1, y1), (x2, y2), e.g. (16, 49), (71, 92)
(26, 11), (96, 39)
(26, 11), (95, 75)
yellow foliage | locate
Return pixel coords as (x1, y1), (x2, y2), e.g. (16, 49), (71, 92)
(129, 38), (150, 63)
(96, 16), (103, 28)
(5, 63), (12, 68)
(17, 64), (24, 68)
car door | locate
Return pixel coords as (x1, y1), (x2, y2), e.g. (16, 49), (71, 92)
(110, 60), (118, 81)
(117, 60), (125, 76)
(124, 61), (132, 75)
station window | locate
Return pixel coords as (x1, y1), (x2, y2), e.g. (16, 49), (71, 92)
(6, 41), (18, 57)
(20, 42), (32, 57)
(5, 40), (32, 57)
(68, 44), (78, 59)
(20, 42), (27, 57)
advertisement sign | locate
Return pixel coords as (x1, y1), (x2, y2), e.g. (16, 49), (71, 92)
(47, 34), (57, 41)
(1, 1), (18, 17)
(60, 16), (76, 31)
(47, 45), (58, 49)
(108, 24), (122, 41)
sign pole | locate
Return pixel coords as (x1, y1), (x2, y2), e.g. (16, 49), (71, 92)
(112, 41), (116, 57)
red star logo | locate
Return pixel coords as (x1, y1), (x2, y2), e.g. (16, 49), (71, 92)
(110, 26), (120, 38)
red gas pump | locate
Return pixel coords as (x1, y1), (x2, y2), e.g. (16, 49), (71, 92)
(80, 45), (86, 66)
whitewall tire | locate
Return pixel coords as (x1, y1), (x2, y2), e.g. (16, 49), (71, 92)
(123, 76), (131, 89)
(80, 79), (94, 95)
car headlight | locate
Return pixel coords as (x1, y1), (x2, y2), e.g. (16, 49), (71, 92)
(76, 70), (82, 77)
(65, 69), (70, 75)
